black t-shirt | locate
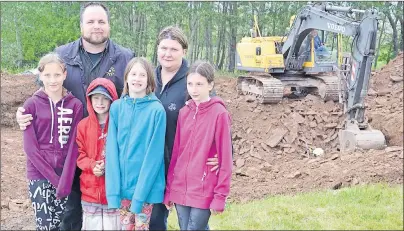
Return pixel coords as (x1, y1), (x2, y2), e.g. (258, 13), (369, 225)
(87, 51), (103, 65)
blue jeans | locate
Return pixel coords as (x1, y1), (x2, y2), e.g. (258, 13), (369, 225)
(175, 204), (211, 230)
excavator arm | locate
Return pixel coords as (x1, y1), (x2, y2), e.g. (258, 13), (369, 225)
(282, 3), (385, 152)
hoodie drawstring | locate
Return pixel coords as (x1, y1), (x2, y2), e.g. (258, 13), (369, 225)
(48, 98), (54, 144)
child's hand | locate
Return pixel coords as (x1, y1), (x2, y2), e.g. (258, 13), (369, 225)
(99, 160), (105, 170)
(93, 160), (105, 177)
(210, 209), (223, 215)
(164, 201), (174, 211)
(206, 154), (219, 172)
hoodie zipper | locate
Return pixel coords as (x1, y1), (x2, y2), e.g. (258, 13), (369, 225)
(201, 166), (207, 195)
(49, 100), (58, 168)
(185, 106), (199, 196)
(193, 105), (199, 119)
(124, 98), (137, 188)
(97, 123), (103, 204)
(201, 170), (207, 181)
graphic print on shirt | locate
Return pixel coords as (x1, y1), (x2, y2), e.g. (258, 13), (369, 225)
(168, 103), (177, 111)
(57, 107), (73, 148)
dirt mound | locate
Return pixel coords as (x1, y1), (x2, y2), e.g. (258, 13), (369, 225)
(217, 77), (344, 157)
(1, 72), (38, 128)
(367, 52), (403, 146)
(215, 53), (403, 202)
(215, 74), (402, 202)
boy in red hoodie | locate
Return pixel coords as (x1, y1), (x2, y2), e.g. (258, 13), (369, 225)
(76, 78), (119, 230)
(163, 61), (233, 230)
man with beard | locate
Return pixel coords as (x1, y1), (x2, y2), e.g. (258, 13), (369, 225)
(56, 2), (134, 117)
(15, 2), (134, 230)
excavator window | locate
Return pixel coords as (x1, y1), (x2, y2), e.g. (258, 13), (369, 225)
(256, 47), (261, 56)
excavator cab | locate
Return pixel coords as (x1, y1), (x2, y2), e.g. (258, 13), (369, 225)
(301, 30), (341, 65)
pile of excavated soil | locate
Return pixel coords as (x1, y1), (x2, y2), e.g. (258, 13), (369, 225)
(215, 72), (402, 203)
(214, 53), (403, 202)
(366, 52), (403, 146)
(1, 72), (38, 128)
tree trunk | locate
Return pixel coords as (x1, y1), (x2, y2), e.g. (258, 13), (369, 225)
(143, 15), (148, 57)
(188, 2), (198, 63)
(204, 18), (210, 61)
(14, 13), (23, 68)
(218, 2), (228, 70)
(216, 2), (228, 69)
(374, 14), (386, 68)
(152, 24), (162, 65)
(385, 2), (399, 58)
(397, 1), (403, 51)
(386, 41), (393, 63)
(271, 3), (277, 36)
(400, 18), (404, 51)
(208, 18), (213, 64)
(228, 2), (237, 72)
(193, 21), (199, 62)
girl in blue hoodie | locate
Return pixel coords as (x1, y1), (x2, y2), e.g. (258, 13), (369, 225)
(105, 57), (167, 230)
(23, 53), (83, 231)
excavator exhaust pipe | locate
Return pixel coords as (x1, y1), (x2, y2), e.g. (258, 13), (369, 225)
(338, 121), (386, 152)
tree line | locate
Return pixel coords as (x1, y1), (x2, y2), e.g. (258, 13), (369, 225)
(1, 1), (403, 73)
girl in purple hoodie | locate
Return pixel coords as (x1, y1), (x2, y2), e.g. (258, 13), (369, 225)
(23, 53), (83, 231)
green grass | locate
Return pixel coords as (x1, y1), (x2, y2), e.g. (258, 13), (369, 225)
(167, 183), (403, 230)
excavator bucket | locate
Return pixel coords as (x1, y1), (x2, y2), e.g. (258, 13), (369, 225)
(338, 121), (386, 152)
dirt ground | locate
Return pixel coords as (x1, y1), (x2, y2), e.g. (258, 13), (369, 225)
(1, 54), (403, 230)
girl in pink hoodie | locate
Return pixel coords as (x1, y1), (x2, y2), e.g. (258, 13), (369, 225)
(164, 61), (233, 230)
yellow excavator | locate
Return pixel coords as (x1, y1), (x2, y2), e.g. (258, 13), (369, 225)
(235, 2), (386, 152)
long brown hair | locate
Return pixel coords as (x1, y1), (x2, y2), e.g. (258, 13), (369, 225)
(186, 60), (215, 100)
(188, 60), (215, 83)
(122, 57), (156, 96)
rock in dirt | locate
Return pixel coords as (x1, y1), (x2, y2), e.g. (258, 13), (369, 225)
(385, 146), (402, 153)
(313, 148), (324, 157)
(1, 198), (10, 209)
(307, 158), (319, 164)
(291, 112), (305, 124)
(287, 171), (302, 179)
(376, 90), (390, 96)
(309, 121), (317, 128)
(8, 199), (30, 211)
(266, 127), (288, 148)
(245, 167), (260, 177)
(245, 95), (255, 102)
(390, 75), (403, 82)
(235, 158), (245, 168)
(368, 88), (377, 96)
(332, 182), (343, 190)
(330, 154), (339, 160)
(324, 123), (338, 129)
(260, 142), (270, 152)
